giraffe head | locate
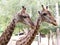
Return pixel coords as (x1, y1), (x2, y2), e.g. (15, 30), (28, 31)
(38, 5), (57, 26)
(15, 6), (34, 28)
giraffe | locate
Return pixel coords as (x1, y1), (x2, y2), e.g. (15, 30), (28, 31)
(16, 5), (57, 45)
(0, 6), (34, 45)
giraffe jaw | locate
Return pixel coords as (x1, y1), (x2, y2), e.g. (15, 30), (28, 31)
(51, 21), (57, 26)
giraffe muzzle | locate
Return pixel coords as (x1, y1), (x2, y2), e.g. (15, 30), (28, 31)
(52, 21), (57, 26)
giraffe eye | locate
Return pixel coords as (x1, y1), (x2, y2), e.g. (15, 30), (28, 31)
(43, 13), (47, 16)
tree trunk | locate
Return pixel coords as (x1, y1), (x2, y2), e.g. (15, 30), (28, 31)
(55, 3), (60, 45)
(38, 32), (41, 45)
(40, 33), (41, 43)
(56, 28), (60, 45)
(50, 30), (55, 45)
(48, 33), (50, 45)
(51, 32), (54, 45)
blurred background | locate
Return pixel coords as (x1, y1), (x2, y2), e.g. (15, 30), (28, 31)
(0, 0), (60, 45)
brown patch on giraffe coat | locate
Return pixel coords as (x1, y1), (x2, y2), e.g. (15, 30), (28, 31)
(0, 19), (16, 45)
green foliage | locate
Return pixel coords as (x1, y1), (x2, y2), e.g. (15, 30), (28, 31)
(0, 0), (60, 35)
(39, 22), (59, 34)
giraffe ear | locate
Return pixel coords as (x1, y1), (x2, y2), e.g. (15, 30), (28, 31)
(46, 6), (48, 9)
(38, 11), (41, 15)
(41, 5), (45, 10)
(38, 11), (41, 14)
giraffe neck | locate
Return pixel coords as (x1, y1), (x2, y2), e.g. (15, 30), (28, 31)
(16, 25), (40, 45)
(16, 16), (41, 45)
(0, 19), (16, 45)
